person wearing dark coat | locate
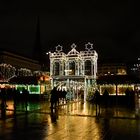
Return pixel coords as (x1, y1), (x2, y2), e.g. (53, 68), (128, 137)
(50, 87), (58, 110)
(94, 90), (101, 116)
(103, 89), (109, 107)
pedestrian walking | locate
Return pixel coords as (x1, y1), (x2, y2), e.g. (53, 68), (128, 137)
(50, 87), (58, 111)
(0, 88), (7, 119)
(103, 89), (109, 107)
(22, 88), (29, 113)
(94, 89), (101, 116)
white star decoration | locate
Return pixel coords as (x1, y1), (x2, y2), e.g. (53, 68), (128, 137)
(85, 42), (93, 51)
(56, 45), (62, 52)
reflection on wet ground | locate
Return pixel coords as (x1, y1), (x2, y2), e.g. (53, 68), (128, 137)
(1, 99), (140, 139)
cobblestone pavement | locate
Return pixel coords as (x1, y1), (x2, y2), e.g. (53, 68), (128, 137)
(1, 99), (140, 140)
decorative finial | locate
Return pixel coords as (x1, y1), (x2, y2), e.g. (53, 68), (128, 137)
(85, 42), (93, 51)
(71, 43), (77, 49)
(56, 45), (62, 52)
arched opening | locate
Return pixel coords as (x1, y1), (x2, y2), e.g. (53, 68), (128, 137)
(69, 61), (75, 75)
(85, 60), (92, 75)
(53, 62), (60, 76)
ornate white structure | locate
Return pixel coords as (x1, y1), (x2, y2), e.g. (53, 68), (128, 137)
(49, 42), (98, 101)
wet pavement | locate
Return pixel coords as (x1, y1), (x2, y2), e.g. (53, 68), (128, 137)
(1, 99), (140, 140)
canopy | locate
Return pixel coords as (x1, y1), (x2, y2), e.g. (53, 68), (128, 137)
(97, 75), (140, 85)
(9, 76), (39, 85)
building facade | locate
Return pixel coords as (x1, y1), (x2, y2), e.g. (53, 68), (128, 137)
(127, 58), (140, 78)
(97, 62), (127, 77)
(0, 51), (41, 71)
(0, 50), (41, 82)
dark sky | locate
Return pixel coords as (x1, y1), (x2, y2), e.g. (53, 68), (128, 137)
(0, 1), (140, 62)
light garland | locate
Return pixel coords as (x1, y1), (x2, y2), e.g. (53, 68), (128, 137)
(18, 68), (32, 76)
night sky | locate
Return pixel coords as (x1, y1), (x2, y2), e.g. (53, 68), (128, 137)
(0, 1), (140, 62)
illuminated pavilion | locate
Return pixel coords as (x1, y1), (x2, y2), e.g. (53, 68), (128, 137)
(49, 42), (98, 101)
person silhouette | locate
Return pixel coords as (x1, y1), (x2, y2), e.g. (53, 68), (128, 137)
(103, 89), (109, 107)
(50, 87), (58, 110)
(94, 89), (101, 116)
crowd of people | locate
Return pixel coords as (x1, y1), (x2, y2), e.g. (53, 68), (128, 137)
(0, 85), (137, 119)
(50, 87), (75, 110)
(0, 87), (29, 118)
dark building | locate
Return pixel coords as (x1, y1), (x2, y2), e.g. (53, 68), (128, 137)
(97, 59), (127, 77)
(127, 58), (140, 78)
(0, 50), (41, 71)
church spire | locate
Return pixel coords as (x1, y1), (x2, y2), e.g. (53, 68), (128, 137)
(33, 16), (48, 71)
(33, 16), (42, 61)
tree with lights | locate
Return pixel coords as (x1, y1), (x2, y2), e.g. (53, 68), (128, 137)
(0, 63), (16, 82)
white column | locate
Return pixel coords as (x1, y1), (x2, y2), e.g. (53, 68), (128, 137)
(91, 60), (94, 76)
(76, 61), (79, 75)
(65, 59), (69, 76)
(95, 58), (97, 76)
(61, 59), (64, 76)
(50, 60), (53, 76)
(79, 60), (82, 75)
(84, 77), (87, 102)
(51, 78), (54, 89)
(94, 60), (96, 79)
(83, 60), (85, 76)
(60, 61), (62, 76)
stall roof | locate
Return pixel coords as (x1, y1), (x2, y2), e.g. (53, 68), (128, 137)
(9, 76), (39, 85)
(0, 81), (8, 84)
(97, 75), (140, 85)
